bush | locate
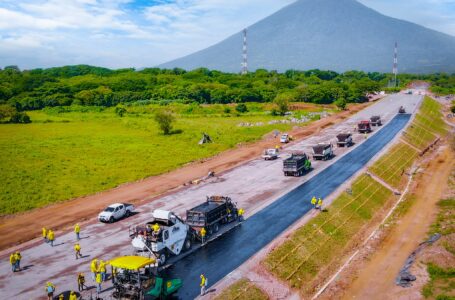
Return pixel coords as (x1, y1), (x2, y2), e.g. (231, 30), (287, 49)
(154, 110), (175, 135)
(334, 97), (347, 110)
(115, 105), (127, 117)
(10, 112), (31, 124)
(223, 107), (231, 114)
(235, 103), (248, 113)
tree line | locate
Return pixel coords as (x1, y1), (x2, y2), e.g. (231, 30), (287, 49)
(0, 65), (453, 112)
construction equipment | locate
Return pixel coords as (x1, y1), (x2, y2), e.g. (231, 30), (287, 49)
(110, 256), (182, 299)
(262, 148), (279, 160)
(312, 144), (333, 161)
(370, 115), (382, 126)
(336, 133), (353, 147)
(131, 196), (239, 265)
(399, 106), (406, 114)
(357, 120), (372, 133)
(283, 153), (311, 176)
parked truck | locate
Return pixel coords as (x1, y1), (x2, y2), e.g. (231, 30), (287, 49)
(283, 153), (311, 176)
(280, 133), (290, 143)
(130, 196), (239, 265)
(98, 203), (134, 223)
(262, 148), (279, 160)
(336, 133), (353, 147)
(370, 115), (382, 126)
(312, 144), (334, 160)
(357, 120), (372, 133)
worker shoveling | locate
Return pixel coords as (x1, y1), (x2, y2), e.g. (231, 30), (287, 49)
(130, 196), (244, 267)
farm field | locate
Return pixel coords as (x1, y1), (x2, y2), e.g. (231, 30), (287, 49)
(0, 102), (328, 215)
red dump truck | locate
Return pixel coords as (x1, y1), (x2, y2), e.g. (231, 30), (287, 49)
(357, 120), (372, 133)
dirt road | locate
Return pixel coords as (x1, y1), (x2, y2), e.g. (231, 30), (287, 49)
(0, 103), (367, 251)
(338, 145), (454, 300)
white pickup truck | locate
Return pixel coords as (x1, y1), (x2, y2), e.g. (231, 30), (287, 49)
(280, 133), (290, 143)
(262, 148), (279, 160)
(98, 203), (134, 223)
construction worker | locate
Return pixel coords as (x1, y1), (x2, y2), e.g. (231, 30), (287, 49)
(74, 243), (82, 259)
(238, 208), (245, 222)
(112, 266), (118, 283)
(69, 290), (77, 300)
(47, 230), (55, 247)
(42, 227), (48, 243)
(275, 144), (280, 151)
(58, 294), (64, 300)
(200, 274), (206, 296)
(364, 132), (367, 139)
(200, 227), (206, 244)
(95, 272), (102, 294)
(9, 253), (17, 272)
(99, 260), (107, 281)
(311, 196), (317, 208)
(74, 223), (81, 241)
(317, 198), (323, 210)
(90, 258), (98, 281)
(14, 251), (21, 271)
(77, 273), (85, 291)
(45, 282), (56, 300)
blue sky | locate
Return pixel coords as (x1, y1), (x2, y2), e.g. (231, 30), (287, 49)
(1, 0), (454, 69)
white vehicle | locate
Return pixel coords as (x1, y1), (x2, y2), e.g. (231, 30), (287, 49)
(262, 148), (279, 160)
(132, 210), (192, 265)
(280, 133), (290, 143)
(98, 203), (134, 223)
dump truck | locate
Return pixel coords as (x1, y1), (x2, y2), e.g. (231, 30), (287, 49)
(357, 120), (372, 133)
(262, 148), (279, 160)
(336, 133), (353, 147)
(110, 256), (182, 300)
(370, 115), (382, 126)
(131, 196), (239, 265)
(312, 144), (334, 160)
(283, 153), (311, 176)
(399, 106), (406, 114)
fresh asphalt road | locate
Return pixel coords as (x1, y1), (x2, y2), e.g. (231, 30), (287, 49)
(164, 114), (412, 299)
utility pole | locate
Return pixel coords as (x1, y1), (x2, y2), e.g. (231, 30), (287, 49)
(241, 28), (248, 75)
(393, 41), (398, 87)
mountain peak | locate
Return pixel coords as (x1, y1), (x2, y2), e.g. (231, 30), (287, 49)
(160, 0), (455, 73)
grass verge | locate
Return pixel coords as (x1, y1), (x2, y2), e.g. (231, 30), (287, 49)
(214, 279), (269, 300)
(263, 174), (394, 293)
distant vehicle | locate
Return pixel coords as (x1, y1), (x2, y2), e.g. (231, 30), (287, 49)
(357, 121), (372, 133)
(280, 133), (290, 143)
(399, 106), (406, 114)
(312, 144), (334, 161)
(283, 153), (311, 176)
(98, 203), (134, 223)
(336, 133), (353, 147)
(131, 196), (239, 265)
(262, 148), (279, 160)
(370, 115), (382, 126)
(406, 90), (413, 95)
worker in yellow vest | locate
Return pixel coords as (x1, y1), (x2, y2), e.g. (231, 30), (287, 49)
(42, 227), (48, 243)
(238, 208), (245, 222)
(90, 258), (98, 281)
(317, 198), (323, 210)
(74, 243), (82, 259)
(200, 228), (206, 244)
(200, 274), (207, 296)
(47, 230), (55, 247)
(311, 196), (317, 208)
(74, 223), (81, 241)
(9, 253), (17, 272)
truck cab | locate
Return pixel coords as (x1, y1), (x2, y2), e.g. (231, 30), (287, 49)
(132, 210), (191, 265)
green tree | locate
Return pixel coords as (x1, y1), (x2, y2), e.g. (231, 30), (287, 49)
(334, 97), (347, 110)
(274, 92), (293, 115)
(0, 104), (16, 120)
(154, 110), (175, 135)
(10, 112), (31, 123)
(115, 105), (127, 117)
(235, 103), (248, 113)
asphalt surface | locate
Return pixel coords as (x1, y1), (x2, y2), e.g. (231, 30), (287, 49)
(163, 114), (412, 299)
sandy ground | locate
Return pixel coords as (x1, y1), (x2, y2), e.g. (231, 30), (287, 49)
(320, 139), (454, 299)
(0, 103), (368, 251)
(0, 93), (422, 300)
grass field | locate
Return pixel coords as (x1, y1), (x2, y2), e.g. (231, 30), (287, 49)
(215, 279), (269, 300)
(0, 103), (327, 215)
(369, 142), (419, 189)
(403, 97), (448, 150)
(263, 174), (394, 292)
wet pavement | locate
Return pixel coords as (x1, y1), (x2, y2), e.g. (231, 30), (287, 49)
(163, 114), (412, 299)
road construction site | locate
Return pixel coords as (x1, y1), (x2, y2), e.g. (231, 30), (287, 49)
(0, 93), (422, 299)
